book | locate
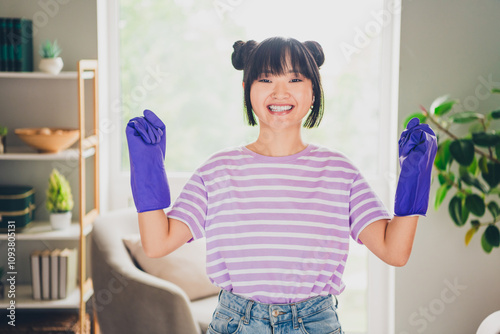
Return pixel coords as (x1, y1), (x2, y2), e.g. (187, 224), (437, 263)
(40, 249), (51, 300)
(50, 249), (61, 300)
(4, 18), (13, 71)
(59, 248), (78, 299)
(0, 17), (33, 71)
(0, 18), (6, 71)
(11, 18), (33, 72)
(30, 250), (42, 300)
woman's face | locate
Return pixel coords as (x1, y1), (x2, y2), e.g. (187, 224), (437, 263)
(249, 62), (314, 131)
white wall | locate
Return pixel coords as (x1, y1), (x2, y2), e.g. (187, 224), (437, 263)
(395, 1), (500, 333)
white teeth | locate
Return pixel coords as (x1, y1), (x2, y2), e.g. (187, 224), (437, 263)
(269, 105), (293, 112)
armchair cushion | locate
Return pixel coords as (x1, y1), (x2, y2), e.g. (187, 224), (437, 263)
(123, 234), (220, 301)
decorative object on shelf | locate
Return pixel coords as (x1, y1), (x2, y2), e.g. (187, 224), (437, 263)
(0, 266), (4, 299)
(46, 169), (74, 230)
(14, 127), (79, 153)
(405, 93), (500, 253)
(0, 185), (36, 232)
(38, 39), (63, 75)
(0, 125), (7, 154)
(477, 310), (500, 334)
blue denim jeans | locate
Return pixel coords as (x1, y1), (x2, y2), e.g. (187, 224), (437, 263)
(207, 290), (343, 334)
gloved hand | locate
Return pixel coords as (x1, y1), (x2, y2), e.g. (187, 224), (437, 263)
(395, 117), (438, 216)
(126, 109), (171, 212)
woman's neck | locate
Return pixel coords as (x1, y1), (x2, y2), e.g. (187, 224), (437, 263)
(246, 127), (307, 157)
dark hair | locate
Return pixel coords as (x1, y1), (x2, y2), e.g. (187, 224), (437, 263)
(232, 37), (325, 128)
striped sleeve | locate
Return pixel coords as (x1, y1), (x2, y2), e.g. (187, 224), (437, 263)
(349, 172), (392, 244)
(167, 171), (207, 242)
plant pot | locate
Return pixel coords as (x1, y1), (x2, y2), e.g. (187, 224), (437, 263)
(50, 211), (72, 230)
(39, 57), (64, 75)
(0, 136), (5, 154)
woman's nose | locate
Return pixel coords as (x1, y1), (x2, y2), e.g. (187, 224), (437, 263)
(272, 82), (289, 99)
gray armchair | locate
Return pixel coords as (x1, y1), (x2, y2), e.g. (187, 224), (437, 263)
(91, 208), (218, 334)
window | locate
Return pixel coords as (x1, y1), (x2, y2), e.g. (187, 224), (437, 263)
(109, 1), (400, 332)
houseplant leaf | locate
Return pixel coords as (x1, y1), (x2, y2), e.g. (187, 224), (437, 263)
(435, 183), (451, 210)
(472, 132), (500, 147)
(468, 156), (478, 176)
(479, 156), (489, 174)
(482, 162), (500, 188)
(449, 195), (469, 226)
(430, 95), (450, 115)
(465, 226), (477, 246)
(449, 139), (475, 166)
(434, 139), (452, 171)
(487, 110), (500, 120)
(481, 232), (493, 253)
(449, 111), (484, 124)
(484, 225), (500, 247)
(459, 166), (488, 193)
(487, 201), (499, 219)
(465, 194), (485, 217)
(434, 100), (456, 116)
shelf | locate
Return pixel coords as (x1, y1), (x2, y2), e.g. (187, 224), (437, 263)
(0, 71), (95, 80)
(0, 147), (95, 161)
(0, 221), (93, 240)
(0, 284), (93, 309)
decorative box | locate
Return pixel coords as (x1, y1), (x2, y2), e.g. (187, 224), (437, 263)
(0, 185), (36, 232)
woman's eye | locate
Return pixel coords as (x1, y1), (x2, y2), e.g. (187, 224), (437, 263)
(291, 78), (302, 83)
(258, 78), (271, 83)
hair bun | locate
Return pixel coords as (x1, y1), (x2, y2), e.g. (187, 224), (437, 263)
(232, 40), (257, 71)
(303, 41), (325, 67)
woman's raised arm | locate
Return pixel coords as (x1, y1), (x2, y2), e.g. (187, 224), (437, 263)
(138, 210), (193, 258)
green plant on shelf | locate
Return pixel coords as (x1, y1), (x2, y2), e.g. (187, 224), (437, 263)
(0, 126), (7, 137)
(405, 93), (500, 253)
(39, 39), (62, 58)
(46, 169), (74, 213)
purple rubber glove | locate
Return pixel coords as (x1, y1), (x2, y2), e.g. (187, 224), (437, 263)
(394, 117), (438, 216)
(126, 109), (171, 212)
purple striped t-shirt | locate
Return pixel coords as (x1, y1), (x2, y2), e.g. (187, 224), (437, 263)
(167, 144), (391, 304)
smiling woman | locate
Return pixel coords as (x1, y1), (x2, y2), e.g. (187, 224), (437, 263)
(115, 0), (396, 332)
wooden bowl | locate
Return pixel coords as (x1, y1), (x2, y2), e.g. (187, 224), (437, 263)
(15, 128), (79, 153)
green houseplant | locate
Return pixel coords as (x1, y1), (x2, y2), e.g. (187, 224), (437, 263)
(38, 39), (63, 75)
(46, 168), (74, 230)
(0, 125), (7, 154)
(405, 93), (500, 253)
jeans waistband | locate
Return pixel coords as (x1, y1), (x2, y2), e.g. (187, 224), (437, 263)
(217, 290), (337, 327)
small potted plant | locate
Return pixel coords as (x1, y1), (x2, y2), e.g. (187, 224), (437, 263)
(0, 125), (7, 154)
(38, 39), (63, 75)
(46, 168), (74, 230)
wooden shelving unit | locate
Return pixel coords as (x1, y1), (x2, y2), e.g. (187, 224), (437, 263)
(0, 60), (100, 334)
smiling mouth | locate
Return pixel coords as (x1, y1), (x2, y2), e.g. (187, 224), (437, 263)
(268, 105), (294, 113)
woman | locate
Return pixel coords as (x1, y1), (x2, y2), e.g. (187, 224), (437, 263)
(126, 37), (437, 334)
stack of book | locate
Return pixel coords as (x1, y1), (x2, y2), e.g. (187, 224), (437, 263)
(0, 17), (33, 72)
(30, 248), (78, 300)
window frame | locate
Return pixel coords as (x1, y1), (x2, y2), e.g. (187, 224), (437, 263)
(101, 1), (402, 333)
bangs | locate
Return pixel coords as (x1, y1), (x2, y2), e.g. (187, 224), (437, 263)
(246, 38), (316, 81)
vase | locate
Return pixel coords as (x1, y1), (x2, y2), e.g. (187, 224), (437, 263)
(50, 211), (72, 230)
(39, 57), (64, 75)
(0, 136), (5, 154)
(477, 310), (500, 334)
